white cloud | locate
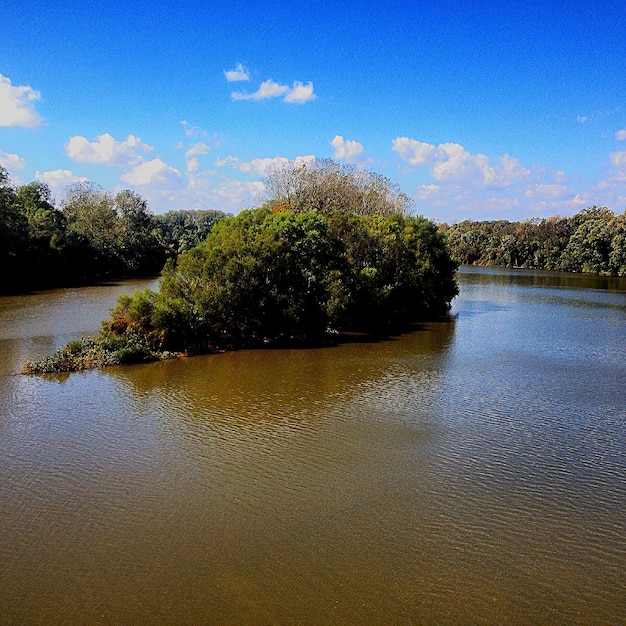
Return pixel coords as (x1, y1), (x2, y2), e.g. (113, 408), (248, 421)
(186, 157), (200, 173)
(185, 141), (210, 158)
(215, 154), (315, 177)
(232, 79), (289, 101)
(0, 150), (26, 171)
(393, 136), (530, 188)
(0, 73), (43, 128)
(180, 120), (208, 137)
(524, 184), (572, 199)
(66, 133), (153, 166)
(35, 169), (87, 200)
(392, 137), (446, 167)
(224, 63), (250, 82)
(331, 135), (369, 163)
(232, 79), (316, 103)
(284, 81), (316, 103)
(528, 194), (590, 215)
(615, 129), (626, 141)
(415, 184), (441, 200)
(121, 158), (183, 189)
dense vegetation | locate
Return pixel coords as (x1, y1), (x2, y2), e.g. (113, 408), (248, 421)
(442, 206), (626, 276)
(0, 167), (229, 293)
(25, 161), (458, 373)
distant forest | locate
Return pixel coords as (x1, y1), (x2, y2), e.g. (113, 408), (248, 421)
(440, 206), (626, 277)
(0, 167), (228, 294)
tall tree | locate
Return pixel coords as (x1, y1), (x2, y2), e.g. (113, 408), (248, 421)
(264, 158), (413, 216)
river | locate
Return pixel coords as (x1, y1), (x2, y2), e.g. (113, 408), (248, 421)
(0, 268), (624, 625)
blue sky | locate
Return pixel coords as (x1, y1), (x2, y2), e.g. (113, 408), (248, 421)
(1, 0), (625, 222)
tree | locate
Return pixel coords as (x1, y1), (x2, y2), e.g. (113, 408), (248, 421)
(0, 168), (29, 291)
(263, 158), (413, 216)
(153, 209), (229, 254)
(62, 182), (121, 276)
(114, 190), (164, 272)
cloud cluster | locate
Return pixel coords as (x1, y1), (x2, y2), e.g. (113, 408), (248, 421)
(230, 72), (316, 104)
(0, 73), (43, 128)
(121, 158), (183, 190)
(392, 137), (530, 189)
(66, 133), (153, 166)
(35, 169), (88, 199)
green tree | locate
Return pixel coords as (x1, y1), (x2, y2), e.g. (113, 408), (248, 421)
(0, 168), (29, 291)
(114, 189), (164, 272)
(153, 209), (229, 254)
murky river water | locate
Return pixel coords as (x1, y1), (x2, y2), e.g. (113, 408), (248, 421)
(0, 268), (624, 625)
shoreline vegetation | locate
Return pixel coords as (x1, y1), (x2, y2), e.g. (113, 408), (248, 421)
(11, 159), (625, 374)
(24, 160), (458, 374)
(440, 206), (626, 276)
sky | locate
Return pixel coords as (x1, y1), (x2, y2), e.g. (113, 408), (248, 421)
(1, 0), (625, 222)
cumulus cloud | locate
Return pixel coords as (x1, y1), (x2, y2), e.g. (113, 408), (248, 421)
(415, 184), (441, 200)
(185, 141), (210, 158)
(66, 133), (153, 166)
(0, 150), (26, 171)
(615, 129), (626, 141)
(393, 136), (530, 189)
(232, 79), (288, 101)
(284, 81), (316, 103)
(121, 158), (183, 189)
(331, 135), (370, 163)
(232, 79), (316, 103)
(0, 73), (43, 128)
(392, 137), (446, 167)
(224, 63), (250, 82)
(215, 154), (315, 177)
(186, 158), (201, 173)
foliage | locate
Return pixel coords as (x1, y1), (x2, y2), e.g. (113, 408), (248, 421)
(263, 158), (414, 216)
(90, 206), (458, 361)
(153, 209), (229, 254)
(443, 207), (626, 276)
(22, 332), (176, 374)
(0, 169), (169, 293)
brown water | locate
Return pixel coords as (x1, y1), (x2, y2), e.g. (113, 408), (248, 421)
(0, 269), (624, 625)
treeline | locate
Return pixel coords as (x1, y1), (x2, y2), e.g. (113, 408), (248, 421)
(442, 206), (626, 276)
(0, 167), (228, 293)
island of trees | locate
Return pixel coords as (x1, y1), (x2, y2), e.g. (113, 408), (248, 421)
(24, 160), (458, 373)
(442, 207), (626, 276)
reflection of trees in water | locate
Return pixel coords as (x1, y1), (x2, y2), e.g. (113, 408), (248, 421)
(459, 265), (626, 292)
(110, 320), (456, 437)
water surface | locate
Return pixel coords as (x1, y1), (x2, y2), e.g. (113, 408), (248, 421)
(0, 269), (624, 624)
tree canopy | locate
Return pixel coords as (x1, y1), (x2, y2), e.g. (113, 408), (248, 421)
(442, 207), (626, 276)
(0, 168), (228, 293)
(263, 158), (414, 216)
